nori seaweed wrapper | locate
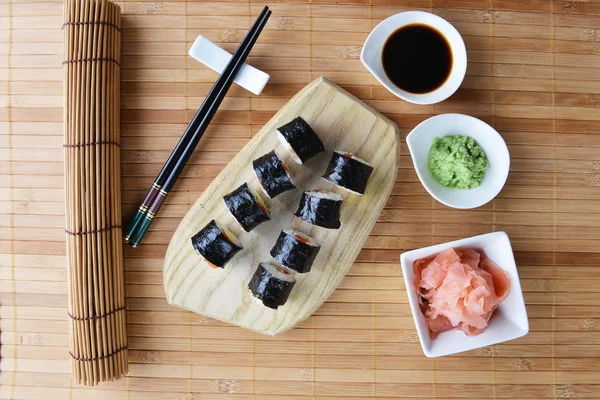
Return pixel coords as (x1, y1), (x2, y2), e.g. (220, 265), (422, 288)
(252, 151), (296, 198)
(277, 116), (325, 163)
(270, 230), (320, 274)
(191, 220), (243, 268)
(323, 152), (374, 195)
(248, 262), (296, 309)
(223, 183), (270, 232)
(294, 191), (342, 229)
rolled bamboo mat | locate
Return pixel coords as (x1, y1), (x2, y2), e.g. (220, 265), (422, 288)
(63, 0), (128, 386)
(2, 0), (600, 399)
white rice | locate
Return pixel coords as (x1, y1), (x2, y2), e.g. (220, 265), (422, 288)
(276, 129), (302, 164)
(252, 187), (270, 218)
(262, 262), (296, 283)
(334, 150), (372, 167)
(251, 294), (264, 306)
(283, 229), (319, 248)
(217, 222), (242, 247)
(281, 158), (295, 185)
(322, 176), (364, 196)
(306, 190), (343, 202)
(257, 181), (270, 199)
(225, 207), (246, 232)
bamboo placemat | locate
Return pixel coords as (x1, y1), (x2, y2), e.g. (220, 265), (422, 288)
(1, 0), (599, 399)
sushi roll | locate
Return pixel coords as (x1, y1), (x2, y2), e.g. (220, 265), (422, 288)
(270, 229), (320, 274)
(252, 150), (296, 198)
(223, 183), (270, 232)
(276, 116), (325, 164)
(295, 190), (343, 229)
(248, 262), (296, 309)
(191, 220), (243, 269)
(323, 151), (374, 195)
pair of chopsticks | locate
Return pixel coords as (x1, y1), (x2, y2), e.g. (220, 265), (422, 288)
(125, 6), (272, 247)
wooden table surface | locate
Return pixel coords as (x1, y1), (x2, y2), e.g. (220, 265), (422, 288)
(1, 0), (600, 399)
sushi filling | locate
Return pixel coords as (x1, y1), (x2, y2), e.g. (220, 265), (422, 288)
(252, 151), (296, 198)
(254, 191), (269, 216)
(287, 229), (318, 247)
(344, 152), (372, 166)
(223, 183), (270, 232)
(220, 225), (242, 248)
(277, 130), (302, 164)
(276, 116), (325, 164)
(191, 220), (243, 269)
(293, 233), (309, 244)
(270, 229), (320, 274)
(294, 190), (343, 229)
(248, 262), (296, 309)
(265, 262), (295, 282)
(322, 151), (374, 195)
(282, 163), (294, 182)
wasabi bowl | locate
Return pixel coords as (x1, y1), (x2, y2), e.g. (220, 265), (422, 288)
(406, 114), (510, 209)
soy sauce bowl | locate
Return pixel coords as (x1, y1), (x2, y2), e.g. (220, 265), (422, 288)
(361, 11), (467, 105)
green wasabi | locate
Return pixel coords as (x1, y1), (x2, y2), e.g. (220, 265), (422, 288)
(428, 135), (488, 189)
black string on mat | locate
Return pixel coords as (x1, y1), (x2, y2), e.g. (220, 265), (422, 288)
(62, 20), (122, 32)
(62, 57), (121, 67)
(65, 225), (122, 236)
(63, 141), (121, 148)
(68, 306), (126, 321)
(69, 345), (128, 362)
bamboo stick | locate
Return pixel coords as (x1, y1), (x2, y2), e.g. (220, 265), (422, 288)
(63, 0), (127, 386)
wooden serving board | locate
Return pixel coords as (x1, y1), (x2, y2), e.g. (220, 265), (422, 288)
(163, 77), (399, 336)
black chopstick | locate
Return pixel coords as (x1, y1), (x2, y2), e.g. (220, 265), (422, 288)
(127, 6), (272, 247)
(124, 6), (270, 243)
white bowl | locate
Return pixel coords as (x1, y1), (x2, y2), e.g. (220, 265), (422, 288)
(407, 113), (510, 209)
(360, 11), (467, 105)
(400, 232), (529, 358)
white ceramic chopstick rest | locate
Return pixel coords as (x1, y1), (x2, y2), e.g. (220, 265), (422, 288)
(189, 35), (270, 96)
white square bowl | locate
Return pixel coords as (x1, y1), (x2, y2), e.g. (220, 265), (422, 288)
(400, 232), (529, 358)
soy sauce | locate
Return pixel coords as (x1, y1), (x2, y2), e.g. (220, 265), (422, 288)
(382, 24), (453, 94)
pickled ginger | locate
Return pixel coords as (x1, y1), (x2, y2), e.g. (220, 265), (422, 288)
(413, 248), (511, 338)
